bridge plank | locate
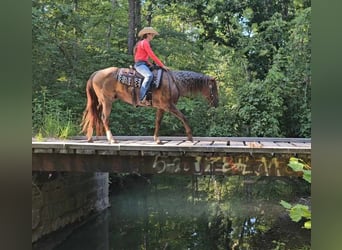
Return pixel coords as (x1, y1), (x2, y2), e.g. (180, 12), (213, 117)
(195, 140), (214, 146)
(118, 140), (139, 144)
(120, 140), (150, 146)
(245, 141), (263, 148)
(260, 141), (279, 147)
(274, 142), (294, 148)
(227, 141), (245, 147)
(179, 140), (198, 146)
(162, 140), (184, 146)
(291, 142), (311, 147)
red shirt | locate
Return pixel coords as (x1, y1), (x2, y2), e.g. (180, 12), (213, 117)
(134, 39), (164, 67)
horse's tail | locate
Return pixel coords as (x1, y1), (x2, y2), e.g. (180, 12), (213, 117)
(81, 71), (104, 141)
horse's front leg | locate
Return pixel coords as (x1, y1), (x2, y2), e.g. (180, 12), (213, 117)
(168, 104), (193, 142)
(102, 101), (118, 144)
(154, 109), (165, 144)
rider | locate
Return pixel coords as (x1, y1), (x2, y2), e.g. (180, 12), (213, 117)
(134, 27), (169, 105)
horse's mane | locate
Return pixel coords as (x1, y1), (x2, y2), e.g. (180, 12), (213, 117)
(171, 70), (212, 94)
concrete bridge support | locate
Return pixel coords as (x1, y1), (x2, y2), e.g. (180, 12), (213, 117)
(32, 172), (109, 243)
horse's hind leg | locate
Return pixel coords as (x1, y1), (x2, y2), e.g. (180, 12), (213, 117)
(154, 109), (165, 144)
(102, 100), (117, 144)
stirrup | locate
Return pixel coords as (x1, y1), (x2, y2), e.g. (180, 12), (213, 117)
(140, 96), (152, 106)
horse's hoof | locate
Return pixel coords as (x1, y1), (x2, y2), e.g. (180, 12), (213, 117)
(87, 138), (94, 143)
(154, 136), (162, 144)
(110, 139), (118, 144)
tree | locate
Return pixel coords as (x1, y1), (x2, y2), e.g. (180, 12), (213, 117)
(128, 0), (141, 55)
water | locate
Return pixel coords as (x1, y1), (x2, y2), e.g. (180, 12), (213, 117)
(35, 175), (311, 250)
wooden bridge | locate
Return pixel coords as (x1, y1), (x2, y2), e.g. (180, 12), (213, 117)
(32, 136), (311, 176)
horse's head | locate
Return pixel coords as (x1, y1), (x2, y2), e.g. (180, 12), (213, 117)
(206, 77), (219, 108)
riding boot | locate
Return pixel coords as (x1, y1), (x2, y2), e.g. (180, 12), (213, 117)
(146, 91), (152, 101)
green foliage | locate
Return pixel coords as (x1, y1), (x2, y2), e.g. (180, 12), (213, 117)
(280, 157), (311, 229)
(288, 157), (311, 183)
(273, 7), (311, 138)
(280, 200), (311, 229)
(108, 101), (156, 136)
(236, 78), (283, 136)
(39, 113), (78, 139)
(32, 87), (79, 138)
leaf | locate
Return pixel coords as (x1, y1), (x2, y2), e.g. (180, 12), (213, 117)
(289, 211), (302, 222)
(289, 204), (311, 222)
(304, 220), (311, 229)
(280, 200), (292, 209)
(303, 170), (311, 183)
(288, 160), (304, 172)
(287, 158), (311, 183)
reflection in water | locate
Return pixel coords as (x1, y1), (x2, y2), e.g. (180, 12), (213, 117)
(45, 175), (311, 250)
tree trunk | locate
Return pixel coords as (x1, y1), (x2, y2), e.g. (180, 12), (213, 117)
(135, 0), (141, 37)
(146, 0), (153, 26)
(107, 0), (116, 50)
(128, 0), (141, 55)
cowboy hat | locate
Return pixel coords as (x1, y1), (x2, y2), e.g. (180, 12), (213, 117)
(138, 27), (159, 37)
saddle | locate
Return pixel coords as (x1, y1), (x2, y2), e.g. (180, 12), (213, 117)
(116, 66), (163, 89)
(115, 66), (163, 106)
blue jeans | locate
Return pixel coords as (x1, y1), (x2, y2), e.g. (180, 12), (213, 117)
(134, 62), (153, 101)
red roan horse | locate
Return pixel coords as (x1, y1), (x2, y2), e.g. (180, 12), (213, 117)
(81, 66), (219, 144)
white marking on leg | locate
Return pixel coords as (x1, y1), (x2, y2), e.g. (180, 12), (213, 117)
(106, 130), (113, 142)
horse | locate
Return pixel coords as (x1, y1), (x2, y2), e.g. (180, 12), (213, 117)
(81, 66), (219, 144)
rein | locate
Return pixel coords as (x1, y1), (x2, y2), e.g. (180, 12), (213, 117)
(165, 71), (172, 96)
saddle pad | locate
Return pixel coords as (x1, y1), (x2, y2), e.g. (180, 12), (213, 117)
(116, 67), (163, 89)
